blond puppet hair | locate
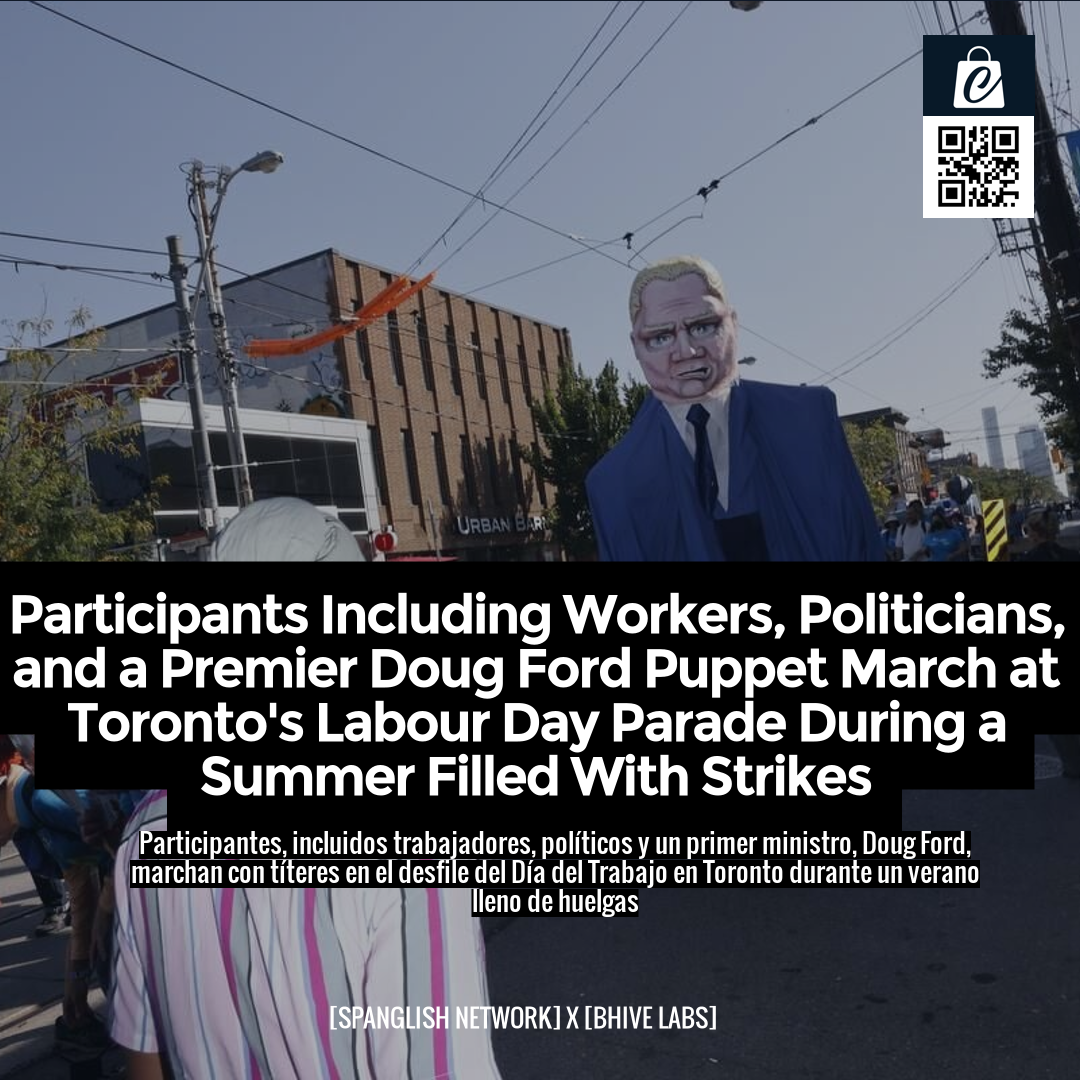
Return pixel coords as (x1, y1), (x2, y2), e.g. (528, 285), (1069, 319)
(628, 256), (729, 326)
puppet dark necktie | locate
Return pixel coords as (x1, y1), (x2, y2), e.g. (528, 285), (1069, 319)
(688, 403), (719, 514)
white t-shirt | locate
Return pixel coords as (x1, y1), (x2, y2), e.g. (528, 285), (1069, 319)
(897, 520), (927, 561)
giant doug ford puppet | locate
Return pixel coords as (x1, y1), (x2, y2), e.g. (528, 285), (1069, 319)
(585, 256), (882, 561)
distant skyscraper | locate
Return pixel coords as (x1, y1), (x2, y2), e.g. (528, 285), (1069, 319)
(1015, 425), (1054, 479)
(982, 406), (1006, 469)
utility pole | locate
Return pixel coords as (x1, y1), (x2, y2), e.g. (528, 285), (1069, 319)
(167, 235), (221, 541)
(189, 164), (255, 508)
(985, 3), (1080, 349)
(986, 1), (1080, 477)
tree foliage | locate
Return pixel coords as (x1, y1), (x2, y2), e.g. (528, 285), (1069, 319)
(841, 420), (898, 520)
(0, 310), (160, 561)
(963, 463), (1059, 508)
(530, 360), (645, 560)
(983, 299), (1080, 463)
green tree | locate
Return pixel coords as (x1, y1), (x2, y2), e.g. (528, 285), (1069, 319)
(842, 420), (897, 519)
(963, 463), (1059, 508)
(0, 310), (160, 561)
(983, 299), (1080, 463)
(530, 360), (645, 560)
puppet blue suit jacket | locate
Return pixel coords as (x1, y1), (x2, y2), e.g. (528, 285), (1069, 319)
(585, 382), (883, 561)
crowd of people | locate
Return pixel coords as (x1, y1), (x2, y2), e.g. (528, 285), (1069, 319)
(0, 735), (145, 1053)
(882, 499), (973, 562)
(880, 498), (1080, 562)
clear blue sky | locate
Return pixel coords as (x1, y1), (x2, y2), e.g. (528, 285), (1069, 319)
(3, 1), (1078, 475)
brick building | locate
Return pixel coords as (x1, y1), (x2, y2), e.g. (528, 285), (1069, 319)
(46, 250), (572, 561)
(840, 407), (928, 504)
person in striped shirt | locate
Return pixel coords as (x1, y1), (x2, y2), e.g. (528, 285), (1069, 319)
(110, 791), (505, 1080)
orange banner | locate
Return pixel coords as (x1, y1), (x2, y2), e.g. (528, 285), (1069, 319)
(244, 272), (435, 358)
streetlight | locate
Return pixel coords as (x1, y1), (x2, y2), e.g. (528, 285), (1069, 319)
(185, 150), (284, 509)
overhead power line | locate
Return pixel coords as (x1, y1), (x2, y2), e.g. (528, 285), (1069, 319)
(0, 253), (164, 278)
(473, 9), (985, 296)
(818, 247), (995, 386)
(408, 0), (633, 272)
(0, 230), (167, 258)
(431, 1), (693, 277)
(28, 0), (630, 274)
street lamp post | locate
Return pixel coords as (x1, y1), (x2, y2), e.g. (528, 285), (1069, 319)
(186, 150), (284, 509)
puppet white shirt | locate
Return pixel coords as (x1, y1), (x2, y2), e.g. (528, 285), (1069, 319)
(662, 388), (733, 511)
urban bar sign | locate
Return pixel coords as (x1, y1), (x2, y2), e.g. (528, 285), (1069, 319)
(455, 514), (547, 537)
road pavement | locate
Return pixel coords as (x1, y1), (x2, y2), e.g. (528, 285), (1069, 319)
(2, 735), (1076, 1079)
(486, 735), (1079, 1080)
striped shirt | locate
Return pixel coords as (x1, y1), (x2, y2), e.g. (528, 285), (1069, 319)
(109, 792), (503, 1080)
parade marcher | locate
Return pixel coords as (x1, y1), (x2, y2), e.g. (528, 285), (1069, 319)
(0, 737), (111, 1050)
(896, 500), (928, 562)
(921, 511), (969, 562)
(110, 791), (505, 1080)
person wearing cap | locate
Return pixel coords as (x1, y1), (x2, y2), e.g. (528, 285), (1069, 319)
(585, 255), (882, 561)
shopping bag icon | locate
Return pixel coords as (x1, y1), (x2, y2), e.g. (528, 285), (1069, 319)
(953, 46), (1004, 109)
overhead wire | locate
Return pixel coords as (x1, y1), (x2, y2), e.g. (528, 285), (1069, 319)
(817, 247), (996, 386)
(430, 0), (693, 276)
(915, 1), (932, 41)
(29, 0), (980, 302)
(947, 0), (963, 37)
(0, 230), (167, 258)
(1057, 1), (1074, 122)
(23, 1), (1004, 437)
(10, 252), (571, 409)
(626, 24), (973, 246)
(0, 253), (175, 294)
(27, 0), (631, 274)
(407, 0), (633, 272)
(472, 16), (982, 297)
(932, 0), (948, 36)
(1037, 1), (1060, 120)
(598, 7), (986, 269)
(828, 246), (997, 372)
(0, 253), (164, 279)
(0, 344), (173, 355)
(8, 243), (1023, 452)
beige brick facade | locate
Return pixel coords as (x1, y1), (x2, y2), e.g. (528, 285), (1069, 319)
(332, 253), (571, 561)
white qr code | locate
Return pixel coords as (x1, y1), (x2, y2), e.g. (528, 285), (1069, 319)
(938, 125), (1020, 207)
(923, 116), (1033, 218)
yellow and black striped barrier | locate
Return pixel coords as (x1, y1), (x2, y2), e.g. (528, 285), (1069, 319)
(983, 499), (1007, 562)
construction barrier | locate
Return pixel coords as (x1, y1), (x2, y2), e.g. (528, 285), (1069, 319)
(983, 498), (1007, 562)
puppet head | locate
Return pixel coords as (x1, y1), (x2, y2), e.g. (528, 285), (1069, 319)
(628, 256), (738, 403)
